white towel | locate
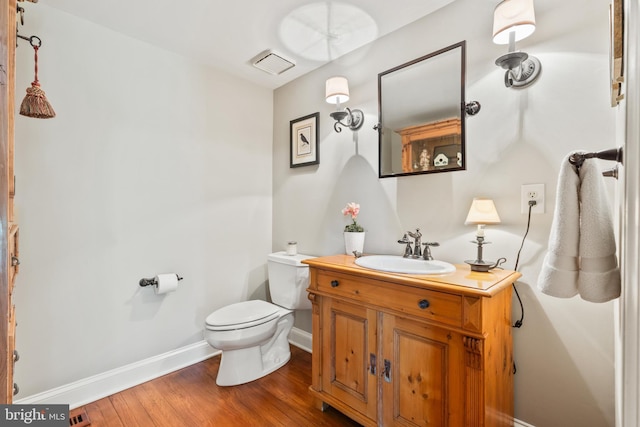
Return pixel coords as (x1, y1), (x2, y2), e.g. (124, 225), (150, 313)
(537, 152), (621, 302)
(577, 159), (621, 302)
(537, 153), (580, 298)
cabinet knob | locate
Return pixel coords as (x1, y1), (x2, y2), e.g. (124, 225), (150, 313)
(330, 280), (339, 288)
(418, 299), (430, 309)
(11, 256), (19, 267)
(13, 350), (19, 363)
(13, 383), (19, 396)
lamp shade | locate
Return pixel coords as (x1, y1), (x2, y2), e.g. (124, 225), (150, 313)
(465, 198), (501, 225)
(325, 76), (350, 104)
(492, 0), (536, 45)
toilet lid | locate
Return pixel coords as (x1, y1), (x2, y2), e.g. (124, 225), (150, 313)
(205, 300), (281, 329)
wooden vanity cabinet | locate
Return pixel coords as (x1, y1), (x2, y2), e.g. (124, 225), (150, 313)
(1, 0), (19, 404)
(304, 255), (521, 427)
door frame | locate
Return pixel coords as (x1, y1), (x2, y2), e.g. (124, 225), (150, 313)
(616, 0), (640, 425)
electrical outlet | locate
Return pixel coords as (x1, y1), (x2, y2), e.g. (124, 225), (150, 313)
(521, 184), (545, 214)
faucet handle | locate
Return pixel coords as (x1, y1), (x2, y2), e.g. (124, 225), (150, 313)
(397, 233), (410, 244)
(398, 234), (412, 257)
(422, 242), (439, 260)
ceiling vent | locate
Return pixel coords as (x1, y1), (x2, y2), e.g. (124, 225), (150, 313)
(252, 50), (295, 75)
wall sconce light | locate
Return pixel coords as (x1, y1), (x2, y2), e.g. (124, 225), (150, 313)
(493, 0), (541, 88)
(325, 76), (364, 133)
(464, 198), (505, 272)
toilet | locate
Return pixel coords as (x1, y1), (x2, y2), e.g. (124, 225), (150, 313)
(204, 252), (313, 386)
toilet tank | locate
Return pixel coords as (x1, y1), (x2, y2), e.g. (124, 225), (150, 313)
(267, 252), (314, 310)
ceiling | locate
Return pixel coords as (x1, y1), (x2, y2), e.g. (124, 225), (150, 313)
(37, 0), (455, 89)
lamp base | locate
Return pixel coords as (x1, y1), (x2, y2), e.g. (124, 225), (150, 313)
(465, 257), (507, 272)
(465, 259), (498, 272)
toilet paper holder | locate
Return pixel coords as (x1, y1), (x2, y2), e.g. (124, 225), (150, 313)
(139, 274), (183, 288)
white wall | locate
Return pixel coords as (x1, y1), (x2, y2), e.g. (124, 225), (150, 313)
(13, 5), (273, 396)
(273, 0), (617, 426)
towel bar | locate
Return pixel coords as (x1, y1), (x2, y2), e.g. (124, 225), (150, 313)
(568, 147), (623, 170)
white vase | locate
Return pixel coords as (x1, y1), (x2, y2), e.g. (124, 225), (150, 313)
(344, 231), (365, 255)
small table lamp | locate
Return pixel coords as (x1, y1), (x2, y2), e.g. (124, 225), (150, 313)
(464, 198), (502, 272)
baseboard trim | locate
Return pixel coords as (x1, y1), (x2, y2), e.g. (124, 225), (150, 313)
(15, 340), (219, 409)
(15, 327), (312, 409)
(289, 326), (312, 353)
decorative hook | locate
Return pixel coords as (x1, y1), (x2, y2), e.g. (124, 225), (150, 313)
(16, 33), (41, 48)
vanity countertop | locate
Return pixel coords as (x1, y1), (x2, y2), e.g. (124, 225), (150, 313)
(303, 254), (522, 298)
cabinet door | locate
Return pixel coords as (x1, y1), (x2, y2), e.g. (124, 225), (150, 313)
(321, 298), (378, 422)
(381, 313), (465, 427)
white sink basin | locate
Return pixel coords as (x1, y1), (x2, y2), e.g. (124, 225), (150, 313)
(355, 255), (456, 275)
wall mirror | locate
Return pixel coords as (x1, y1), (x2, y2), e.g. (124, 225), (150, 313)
(377, 41), (477, 178)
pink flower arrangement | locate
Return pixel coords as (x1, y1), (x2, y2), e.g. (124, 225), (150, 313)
(342, 202), (364, 232)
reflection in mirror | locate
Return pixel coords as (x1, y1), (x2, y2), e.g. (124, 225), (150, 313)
(378, 41), (467, 178)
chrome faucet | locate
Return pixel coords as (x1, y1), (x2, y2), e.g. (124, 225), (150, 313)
(399, 229), (439, 260)
(407, 229), (422, 258)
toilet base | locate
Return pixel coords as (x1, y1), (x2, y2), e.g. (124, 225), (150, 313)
(215, 313), (293, 386)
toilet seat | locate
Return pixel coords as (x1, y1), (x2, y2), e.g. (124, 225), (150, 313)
(205, 300), (281, 331)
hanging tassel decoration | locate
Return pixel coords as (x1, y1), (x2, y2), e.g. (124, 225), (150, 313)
(20, 36), (55, 119)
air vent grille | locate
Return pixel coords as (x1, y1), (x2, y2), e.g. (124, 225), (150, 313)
(69, 408), (91, 427)
(252, 50), (295, 75)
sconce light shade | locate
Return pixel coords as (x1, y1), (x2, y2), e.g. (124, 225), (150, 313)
(325, 76), (350, 105)
(325, 76), (363, 133)
(465, 198), (501, 225)
(492, 0), (536, 45)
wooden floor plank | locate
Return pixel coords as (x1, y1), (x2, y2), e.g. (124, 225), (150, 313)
(108, 389), (156, 427)
(82, 398), (125, 427)
(144, 366), (219, 426)
(127, 380), (201, 427)
(80, 346), (361, 426)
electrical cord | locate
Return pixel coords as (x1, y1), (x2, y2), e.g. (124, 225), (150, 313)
(511, 200), (536, 328)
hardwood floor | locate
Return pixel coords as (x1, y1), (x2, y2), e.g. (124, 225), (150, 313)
(80, 346), (362, 426)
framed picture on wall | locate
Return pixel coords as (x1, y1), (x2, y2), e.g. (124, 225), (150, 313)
(290, 112), (319, 168)
(610, 0), (624, 106)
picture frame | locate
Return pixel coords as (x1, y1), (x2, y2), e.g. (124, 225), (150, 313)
(610, 0), (624, 106)
(290, 112), (319, 168)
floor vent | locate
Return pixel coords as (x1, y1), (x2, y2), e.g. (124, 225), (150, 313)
(69, 408), (91, 427)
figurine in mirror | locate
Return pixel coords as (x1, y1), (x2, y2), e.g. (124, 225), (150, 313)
(377, 41), (478, 178)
